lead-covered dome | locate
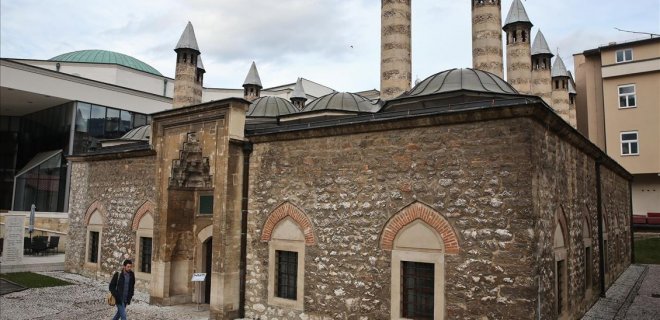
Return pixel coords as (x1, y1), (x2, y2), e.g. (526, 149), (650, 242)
(400, 68), (518, 99)
(50, 50), (162, 76)
(247, 96), (298, 117)
(302, 92), (380, 113)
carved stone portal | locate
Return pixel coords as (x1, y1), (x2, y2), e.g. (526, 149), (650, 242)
(169, 133), (212, 188)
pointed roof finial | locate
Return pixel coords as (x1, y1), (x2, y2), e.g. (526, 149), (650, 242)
(243, 61), (262, 88)
(175, 21), (200, 52)
(531, 30), (553, 56)
(504, 0), (532, 28)
(291, 78), (306, 100)
(552, 56), (569, 78)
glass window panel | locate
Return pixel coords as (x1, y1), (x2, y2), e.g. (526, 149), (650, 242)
(631, 143), (638, 154)
(199, 195), (213, 214)
(141, 237), (152, 273)
(628, 96), (635, 107)
(625, 49), (633, 61)
(133, 114), (146, 127)
(619, 86), (634, 94)
(89, 105), (106, 137)
(120, 111), (132, 134)
(622, 133), (637, 140)
(616, 51), (624, 62)
(622, 144), (629, 154)
(105, 108), (120, 135)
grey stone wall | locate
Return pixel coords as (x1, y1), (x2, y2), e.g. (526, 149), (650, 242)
(66, 155), (156, 290)
(245, 115), (631, 319)
(246, 118), (540, 319)
(530, 119), (631, 319)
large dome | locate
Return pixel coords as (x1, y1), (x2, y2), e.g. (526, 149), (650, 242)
(400, 68), (518, 99)
(247, 96), (299, 117)
(302, 92), (380, 113)
(50, 50), (162, 76)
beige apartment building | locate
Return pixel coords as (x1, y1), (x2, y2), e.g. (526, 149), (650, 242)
(574, 37), (660, 217)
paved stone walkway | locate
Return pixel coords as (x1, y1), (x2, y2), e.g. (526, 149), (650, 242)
(0, 272), (209, 320)
(583, 264), (660, 320)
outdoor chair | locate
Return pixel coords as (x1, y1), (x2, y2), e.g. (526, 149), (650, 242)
(47, 236), (60, 254)
(31, 236), (48, 256)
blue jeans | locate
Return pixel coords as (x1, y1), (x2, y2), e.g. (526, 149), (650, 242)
(112, 302), (127, 320)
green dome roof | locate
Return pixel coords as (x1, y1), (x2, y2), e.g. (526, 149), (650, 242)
(50, 49), (162, 76)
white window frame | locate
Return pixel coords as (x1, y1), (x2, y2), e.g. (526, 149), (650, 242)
(620, 131), (639, 156)
(84, 226), (102, 270)
(615, 48), (633, 63)
(267, 217), (306, 311)
(618, 84), (637, 109)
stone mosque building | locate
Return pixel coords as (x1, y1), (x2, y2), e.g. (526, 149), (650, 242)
(64, 1), (632, 319)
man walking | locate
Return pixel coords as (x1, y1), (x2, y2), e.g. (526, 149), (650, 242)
(109, 259), (135, 320)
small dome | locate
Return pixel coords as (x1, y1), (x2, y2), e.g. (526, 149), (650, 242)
(50, 50), (162, 76)
(247, 96), (298, 117)
(121, 124), (151, 141)
(302, 92), (379, 113)
(399, 68), (518, 99)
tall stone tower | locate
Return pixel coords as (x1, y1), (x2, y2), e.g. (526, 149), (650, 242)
(173, 22), (203, 108)
(551, 56), (573, 126)
(503, 0), (532, 93)
(380, 0), (412, 100)
(472, 0), (503, 78)
(531, 30), (553, 105)
(290, 77), (307, 110)
(243, 61), (262, 101)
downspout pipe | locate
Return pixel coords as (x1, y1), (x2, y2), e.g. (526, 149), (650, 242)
(629, 179), (634, 264)
(595, 157), (606, 298)
(238, 141), (253, 318)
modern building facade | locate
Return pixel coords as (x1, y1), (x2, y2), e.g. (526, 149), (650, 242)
(574, 37), (660, 217)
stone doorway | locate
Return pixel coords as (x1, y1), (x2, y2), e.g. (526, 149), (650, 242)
(203, 237), (212, 303)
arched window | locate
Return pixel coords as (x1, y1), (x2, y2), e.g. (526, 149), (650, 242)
(554, 211), (569, 319)
(84, 201), (106, 270)
(380, 202), (459, 319)
(262, 202), (315, 311)
(133, 201), (155, 278)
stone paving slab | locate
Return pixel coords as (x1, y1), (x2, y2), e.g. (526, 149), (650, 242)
(0, 272), (208, 320)
(583, 264), (660, 320)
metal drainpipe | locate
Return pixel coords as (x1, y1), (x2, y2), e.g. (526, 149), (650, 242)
(596, 158), (606, 298)
(629, 179), (635, 264)
(238, 141), (253, 318)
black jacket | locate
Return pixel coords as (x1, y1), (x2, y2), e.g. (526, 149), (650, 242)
(109, 271), (135, 305)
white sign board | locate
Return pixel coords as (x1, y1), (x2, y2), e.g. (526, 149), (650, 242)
(191, 273), (207, 281)
(1, 214), (25, 265)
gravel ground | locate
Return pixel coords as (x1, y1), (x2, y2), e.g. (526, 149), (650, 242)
(0, 272), (208, 320)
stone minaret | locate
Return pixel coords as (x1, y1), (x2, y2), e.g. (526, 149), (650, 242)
(568, 72), (577, 127)
(503, 0), (532, 93)
(290, 78), (307, 110)
(173, 22), (203, 108)
(380, 0), (411, 100)
(531, 30), (553, 105)
(243, 61), (262, 101)
(472, 0), (503, 78)
(551, 56), (572, 126)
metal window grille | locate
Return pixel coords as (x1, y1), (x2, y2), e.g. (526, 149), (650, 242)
(276, 250), (298, 300)
(140, 237), (152, 273)
(402, 261), (434, 319)
(89, 231), (99, 263)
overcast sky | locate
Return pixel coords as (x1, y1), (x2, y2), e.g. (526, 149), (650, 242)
(1, 0), (658, 92)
